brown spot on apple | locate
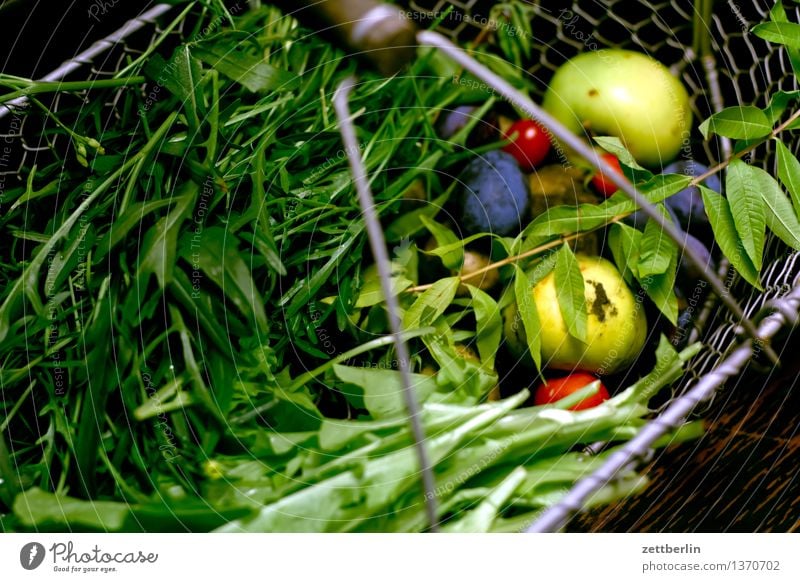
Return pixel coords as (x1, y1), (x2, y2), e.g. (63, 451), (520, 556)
(587, 279), (618, 322)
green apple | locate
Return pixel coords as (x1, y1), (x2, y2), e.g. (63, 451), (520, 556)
(504, 255), (647, 374)
(542, 49), (692, 167)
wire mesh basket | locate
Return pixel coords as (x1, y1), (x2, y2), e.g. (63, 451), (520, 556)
(2, 0), (800, 532)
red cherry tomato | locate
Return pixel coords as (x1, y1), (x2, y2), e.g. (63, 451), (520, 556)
(591, 153), (625, 197)
(502, 119), (551, 171)
(533, 372), (610, 411)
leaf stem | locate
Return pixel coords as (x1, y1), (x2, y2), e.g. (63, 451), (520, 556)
(0, 77), (146, 104)
(691, 106), (800, 186)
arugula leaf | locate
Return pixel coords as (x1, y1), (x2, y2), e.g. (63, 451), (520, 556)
(138, 182), (198, 289)
(179, 226), (269, 335)
(700, 186), (762, 289)
(774, 139), (800, 218)
(385, 190), (451, 242)
(192, 43), (298, 93)
(726, 159), (766, 271)
(554, 244), (587, 343)
(512, 265), (543, 371)
(698, 106), (772, 140)
(333, 365), (437, 419)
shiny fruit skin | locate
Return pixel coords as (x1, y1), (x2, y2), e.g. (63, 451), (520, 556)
(534, 373), (610, 410)
(533, 256), (647, 373)
(502, 119), (552, 171)
(542, 49), (692, 167)
(461, 150), (530, 236)
(591, 153), (624, 197)
(455, 250), (499, 296)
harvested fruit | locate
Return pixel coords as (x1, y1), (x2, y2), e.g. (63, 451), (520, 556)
(590, 152), (625, 197)
(502, 119), (552, 170)
(460, 150), (530, 236)
(534, 373), (610, 410)
(455, 250), (500, 296)
(437, 105), (498, 145)
(528, 164), (600, 254)
(542, 49), (692, 167)
(505, 255), (647, 374)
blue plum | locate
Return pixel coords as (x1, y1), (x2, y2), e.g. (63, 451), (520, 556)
(437, 105), (478, 139)
(460, 150), (529, 236)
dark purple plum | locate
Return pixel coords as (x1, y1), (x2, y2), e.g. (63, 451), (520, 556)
(461, 150), (529, 236)
(677, 230), (715, 280)
(437, 105), (498, 145)
(437, 106), (477, 139)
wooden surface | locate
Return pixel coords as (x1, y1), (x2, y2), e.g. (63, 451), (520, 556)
(571, 337), (800, 532)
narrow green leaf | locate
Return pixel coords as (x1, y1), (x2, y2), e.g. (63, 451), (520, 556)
(747, 164), (800, 250)
(608, 223), (642, 284)
(526, 204), (610, 236)
(138, 182), (198, 289)
(14, 487), (130, 531)
(593, 136), (652, 176)
(726, 159), (766, 271)
(178, 226), (269, 334)
(603, 174), (692, 215)
(752, 21), (800, 48)
(769, 1), (800, 77)
(698, 106), (772, 140)
(638, 248), (679, 325)
(192, 43), (298, 93)
(700, 186), (762, 288)
(403, 277), (459, 329)
(554, 244), (587, 343)
(468, 286), (503, 369)
(638, 205), (678, 278)
(385, 190), (451, 242)
(333, 365), (437, 419)
(763, 90), (800, 124)
(355, 264), (413, 308)
(774, 139), (800, 219)
(512, 265), (542, 371)
(419, 215), (463, 269)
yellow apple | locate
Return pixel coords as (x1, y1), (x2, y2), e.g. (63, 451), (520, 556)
(504, 255), (647, 374)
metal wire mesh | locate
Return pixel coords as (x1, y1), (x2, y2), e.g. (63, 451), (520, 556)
(6, 0), (800, 528)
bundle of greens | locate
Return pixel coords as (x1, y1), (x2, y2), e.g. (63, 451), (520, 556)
(1, 0), (799, 532)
